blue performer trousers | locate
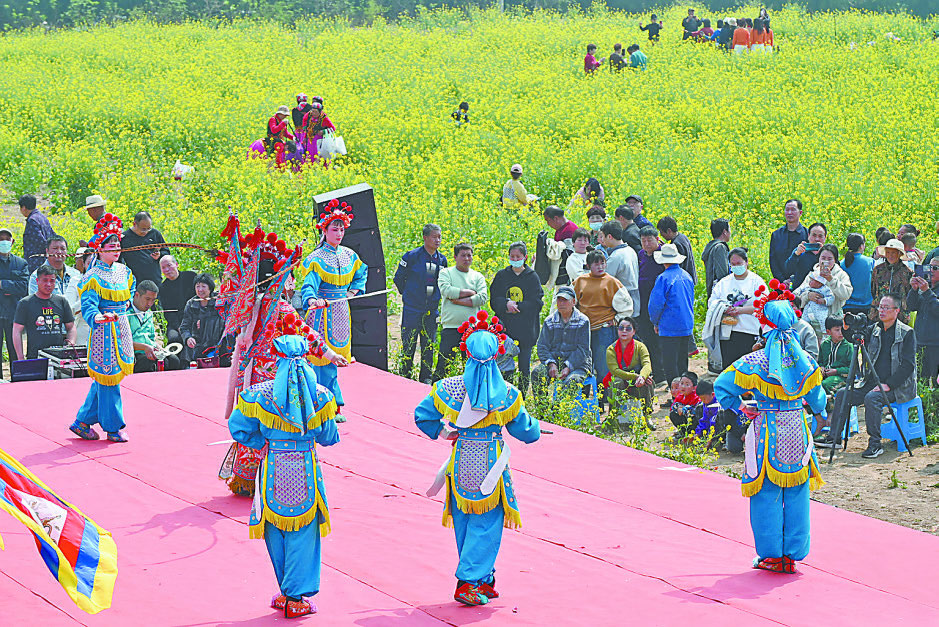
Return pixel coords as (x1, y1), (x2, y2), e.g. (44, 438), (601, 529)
(314, 363), (343, 407)
(450, 494), (503, 585)
(73, 382), (125, 434)
(750, 479), (810, 561)
(264, 522), (322, 598)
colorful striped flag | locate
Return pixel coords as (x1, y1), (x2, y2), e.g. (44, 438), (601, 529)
(0, 447), (118, 614)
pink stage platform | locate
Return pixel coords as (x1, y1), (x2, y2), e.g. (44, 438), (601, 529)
(1, 365), (937, 626)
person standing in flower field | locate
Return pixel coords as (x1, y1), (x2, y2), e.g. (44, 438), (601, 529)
(584, 44), (604, 74)
(394, 223), (447, 385)
(264, 105), (294, 167)
(627, 44), (648, 71)
(639, 14), (663, 44)
(18, 194), (56, 274)
(502, 164), (533, 210)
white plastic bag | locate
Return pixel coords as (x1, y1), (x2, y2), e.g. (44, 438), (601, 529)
(317, 131), (347, 159)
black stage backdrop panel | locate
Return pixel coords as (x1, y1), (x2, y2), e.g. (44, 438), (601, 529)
(313, 183), (388, 371)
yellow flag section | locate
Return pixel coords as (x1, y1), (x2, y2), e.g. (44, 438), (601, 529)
(0, 447), (118, 614)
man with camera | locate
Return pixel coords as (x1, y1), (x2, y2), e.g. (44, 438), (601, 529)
(819, 294), (917, 458)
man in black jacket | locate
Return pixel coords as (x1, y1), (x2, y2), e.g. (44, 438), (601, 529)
(0, 227), (29, 378)
(909, 261), (939, 383)
(490, 242), (544, 394)
(769, 199), (808, 283)
(158, 255), (196, 346)
(121, 211), (170, 287)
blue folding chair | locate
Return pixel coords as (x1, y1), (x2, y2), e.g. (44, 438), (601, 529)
(882, 397), (928, 452)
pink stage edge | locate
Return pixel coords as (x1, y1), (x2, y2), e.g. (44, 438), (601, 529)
(0, 365), (937, 626)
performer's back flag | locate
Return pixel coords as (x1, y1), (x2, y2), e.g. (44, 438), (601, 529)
(0, 447), (118, 614)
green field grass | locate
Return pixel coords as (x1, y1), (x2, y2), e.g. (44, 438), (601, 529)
(0, 6), (937, 285)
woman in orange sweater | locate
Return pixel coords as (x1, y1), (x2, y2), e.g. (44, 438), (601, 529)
(732, 21), (751, 54)
(751, 19), (767, 53)
(764, 19), (775, 52)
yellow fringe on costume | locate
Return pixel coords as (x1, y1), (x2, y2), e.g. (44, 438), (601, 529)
(431, 387), (522, 429)
(439, 447), (523, 530)
(87, 323), (134, 385)
(249, 457), (332, 539)
(729, 365), (823, 401)
(236, 396), (338, 433)
(77, 278), (132, 302)
(741, 418), (825, 497)
(299, 257), (363, 285)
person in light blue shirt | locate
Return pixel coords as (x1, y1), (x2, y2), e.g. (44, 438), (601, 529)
(840, 233), (875, 316)
(627, 44), (648, 71)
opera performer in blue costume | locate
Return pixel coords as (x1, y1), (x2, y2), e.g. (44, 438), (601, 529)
(228, 314), (339, 620)
(69, 213), (135, 443)
(415, 310), (540, 606)
(714, 279), (825, 574)
(300, 198), (367, 423)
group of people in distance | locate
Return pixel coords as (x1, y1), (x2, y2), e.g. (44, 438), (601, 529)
(251, 93), (337, 168)
(680, 7), (776, 53)
(585, 42), (647, 73)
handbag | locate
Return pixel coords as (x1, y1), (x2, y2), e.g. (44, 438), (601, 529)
(317, 131), (346, 159)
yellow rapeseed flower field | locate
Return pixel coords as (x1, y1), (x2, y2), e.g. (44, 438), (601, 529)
(0, 6), (937, 298)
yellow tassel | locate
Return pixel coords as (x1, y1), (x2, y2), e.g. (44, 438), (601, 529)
(78, 277), (132, 302)
(248, 520), (265, 539)
(226, 473), (255, 497)
(431, 385), (520, 428)
(87, 368), (130, 386)
(236, 397), (337, 433)
(301, 257), (363, 286)
(730, 366), (824, 401)
(250, 456), (332, 538)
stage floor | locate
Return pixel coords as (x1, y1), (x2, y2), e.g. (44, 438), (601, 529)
(0, 365), (937, 626)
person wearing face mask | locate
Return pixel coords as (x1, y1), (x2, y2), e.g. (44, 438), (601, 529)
(585, 205), (608, 252)
(69, 214), (135, 444)
(0, 227), (29, 379)
(705, 248), (766, 371)
(489, 242), (544, 394)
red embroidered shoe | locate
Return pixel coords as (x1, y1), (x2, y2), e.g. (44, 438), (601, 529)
(271, 595), (287, 610)
(477, 580), (499, 599)
(285, 599), (316, 618)
(454, 583), (489, 606)
(753, 557), (795, 574)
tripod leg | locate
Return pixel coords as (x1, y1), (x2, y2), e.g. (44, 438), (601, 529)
(828, 345), (861, 464)
(858, 344), (913, 457)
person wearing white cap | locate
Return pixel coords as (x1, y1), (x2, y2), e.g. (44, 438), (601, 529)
(870, 238), (913, 324)
(501, 164), (531, 210)
(85, 195), (106, 223)
(264, 105), (294, 166)
(648, 243), (695, 386)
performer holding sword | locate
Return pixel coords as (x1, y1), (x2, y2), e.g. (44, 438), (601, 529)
(300, 199), (367, 423)
(69, 213), (136, 443)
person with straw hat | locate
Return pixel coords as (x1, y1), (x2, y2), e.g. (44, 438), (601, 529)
(871, 238), (913, 323)
(415, 310), (540, 606)
(648, 242), (695, 388)
(715, 280), (826, 574)
(264, 105), (294, 167)
(84, 195), (106, 223)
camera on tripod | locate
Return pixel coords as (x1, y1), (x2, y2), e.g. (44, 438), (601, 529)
(842, 312), (875, 344)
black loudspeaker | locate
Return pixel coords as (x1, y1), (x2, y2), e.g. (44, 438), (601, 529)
(314, 184), (388, 371)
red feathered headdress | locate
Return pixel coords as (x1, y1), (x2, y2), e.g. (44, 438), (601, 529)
(316, 198), (354, 232)
(457, 310), (508, 357)
(753, 279), (801, 328)
(89, 213), (123, 249)
(271, 311), (323, 357)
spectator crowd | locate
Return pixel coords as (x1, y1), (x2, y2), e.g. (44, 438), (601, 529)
(0, 194), (225, 379)
(395, 167), (939, 461)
